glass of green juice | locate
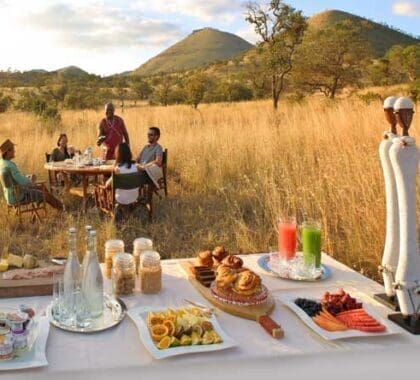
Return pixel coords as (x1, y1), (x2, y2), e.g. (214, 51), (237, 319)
(301, 221), (322, 269)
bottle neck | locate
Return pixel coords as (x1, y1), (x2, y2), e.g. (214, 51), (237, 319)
(68, 233), (77, 257)
(87, 235), (98, 261)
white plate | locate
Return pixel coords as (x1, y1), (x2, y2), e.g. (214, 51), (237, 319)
(128, 306), (237, 359)
(277, 287), (402, 340)
(0, 312), (50, 370)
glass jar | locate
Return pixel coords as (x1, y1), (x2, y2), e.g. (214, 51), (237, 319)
(133, 238), (153, 274)
(12, 329), (27, 351)
(105, 240), (124, 279)
(0, 328), (14, 360)
(112, 253), (135, 296)
(139, 250), (162, 294)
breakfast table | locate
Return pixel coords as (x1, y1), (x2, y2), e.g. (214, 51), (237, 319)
(1, 253), (419, 380)
(43, 161), (115, 212)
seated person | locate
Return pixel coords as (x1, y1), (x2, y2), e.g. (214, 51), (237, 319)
(105, 143), (142, 205)
(136, 127), (164, 189)
(50, 133), (75, 162)
(0, 139), (63, 210)
(49, 133), (80, 186)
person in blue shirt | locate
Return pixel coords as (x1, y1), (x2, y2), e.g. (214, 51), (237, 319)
(0, 139), (63, 210)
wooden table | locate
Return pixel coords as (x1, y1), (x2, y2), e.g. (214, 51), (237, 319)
(44, 162), (115, 212)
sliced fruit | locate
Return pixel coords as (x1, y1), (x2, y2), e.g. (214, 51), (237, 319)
(191, 331), (202, 345)
(150, 324), (169, 342)
(157, 336), (171, 349)
(170, 337), (180, 347)
(210, 330), (223, 344)
(201, 321), (213, 331)
(180, 334), (192, 346)
(192, 324), (204, 337)
(148, 315), (165, 327)
(202, 331), (214, 345)
(163, 320), (175, 336)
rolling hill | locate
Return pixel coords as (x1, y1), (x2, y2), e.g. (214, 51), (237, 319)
(133, 28), (253, 76)
(308, 10), (419, 57)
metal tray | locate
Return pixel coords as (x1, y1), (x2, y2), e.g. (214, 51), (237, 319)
(257, 253), (332, 282)
(49, 295), (127, 333)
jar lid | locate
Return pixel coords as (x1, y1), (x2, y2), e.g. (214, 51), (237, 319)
(140, 250), (161, 268)
(133, 238), (153, 251)
(105, 240), (125, 249)
(113, 252), (134, 268)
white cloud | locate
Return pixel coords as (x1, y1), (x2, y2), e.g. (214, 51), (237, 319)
(22, 3), (184, 50)
(236, 24), (260, 44)
(133, 0), (245, 23)
(392, 1), (420, 17)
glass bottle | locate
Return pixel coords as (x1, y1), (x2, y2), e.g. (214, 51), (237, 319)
(81, 225), (93, 278)
(63, 227), (81, 323)
(82, 230), (103, 319)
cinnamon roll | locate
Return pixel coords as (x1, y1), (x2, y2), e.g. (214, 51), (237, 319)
(233, 270), (261, 296)
(215, 265), (238, 290)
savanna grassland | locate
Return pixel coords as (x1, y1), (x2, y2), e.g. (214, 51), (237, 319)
(0, 97), (419, 281)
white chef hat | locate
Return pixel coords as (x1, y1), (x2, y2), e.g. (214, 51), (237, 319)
(383, 96), (398, 109)
(394, 97), (414, 110)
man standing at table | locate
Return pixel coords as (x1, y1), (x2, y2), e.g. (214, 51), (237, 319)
(97, 102), (130, 160)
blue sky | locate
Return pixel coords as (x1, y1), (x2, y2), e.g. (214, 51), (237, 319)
(0, 0), (418, 76)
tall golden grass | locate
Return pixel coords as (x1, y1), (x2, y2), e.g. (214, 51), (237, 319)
(0, 97), (418, 279)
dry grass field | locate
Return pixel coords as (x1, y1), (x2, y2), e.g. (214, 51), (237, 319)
(0, 97), (418, 281)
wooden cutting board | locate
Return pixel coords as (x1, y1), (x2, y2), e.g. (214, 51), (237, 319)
(0, 277), (53, 298)
(0, 261), (56, 298)
(180, 261), (275, 320)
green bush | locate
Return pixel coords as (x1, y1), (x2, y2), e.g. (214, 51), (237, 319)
(357, 91), (382, 105)
(0, 94), (12, 113)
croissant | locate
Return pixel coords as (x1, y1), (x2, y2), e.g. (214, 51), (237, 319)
(215, 265), (238, 290)
(221, 255), (243, 269)
(233, 270), (261, 296)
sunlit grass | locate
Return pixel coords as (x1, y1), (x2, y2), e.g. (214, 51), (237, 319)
(0, 96), (418, 281)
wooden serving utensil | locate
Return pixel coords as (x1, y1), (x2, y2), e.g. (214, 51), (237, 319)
(180, 261), (284, 339)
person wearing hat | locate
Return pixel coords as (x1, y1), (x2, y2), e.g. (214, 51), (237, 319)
(0, 139), (63, 209)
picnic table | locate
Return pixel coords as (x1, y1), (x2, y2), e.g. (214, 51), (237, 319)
(2, 253), (419, 380)
(44, 161), (115, 212)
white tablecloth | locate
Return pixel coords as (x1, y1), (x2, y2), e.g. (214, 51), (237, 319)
(1, 254), (419, 379)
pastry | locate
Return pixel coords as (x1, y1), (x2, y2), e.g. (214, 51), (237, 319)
(212, 246), (228, 264)
(198, 250), (213, 268)
(233, 270), (261, 296)
(221, 255), (243, 269)
(215, 265), (238, 290)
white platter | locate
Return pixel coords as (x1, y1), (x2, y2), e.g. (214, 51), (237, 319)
(128, 305), (237, 359)
(0, 311), (50, 371)
(277, 287), (402, 341)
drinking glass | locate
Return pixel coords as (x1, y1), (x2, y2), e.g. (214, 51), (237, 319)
(74, 290), (91, 328)
(52, 273), (63, 320)
(301, 221), (322, 269)
(278, 216), (297, 261)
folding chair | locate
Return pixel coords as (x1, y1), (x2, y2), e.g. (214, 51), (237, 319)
(94, 172), (154, 222)
(0, 167), (47, 222)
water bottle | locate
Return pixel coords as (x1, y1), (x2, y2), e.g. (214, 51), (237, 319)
(87, 146), (93, 161)
(81, 225), (93, 278)
(82, 230), (104, 319)
(63, 228), (81, 324)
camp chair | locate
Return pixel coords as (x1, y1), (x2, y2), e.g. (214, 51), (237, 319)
(94, 172), (154, 222)
(0, 167), (47, 222)
(153, 149), (168, 198)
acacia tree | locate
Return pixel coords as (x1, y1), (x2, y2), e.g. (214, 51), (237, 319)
(245, 0), (307, 109)
(294, 20), (372, 99)
(185, 73), (209, 109)
(387, 44), (419, 82)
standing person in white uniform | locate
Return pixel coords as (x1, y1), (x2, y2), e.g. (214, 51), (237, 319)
(105, 143), (139, 205)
